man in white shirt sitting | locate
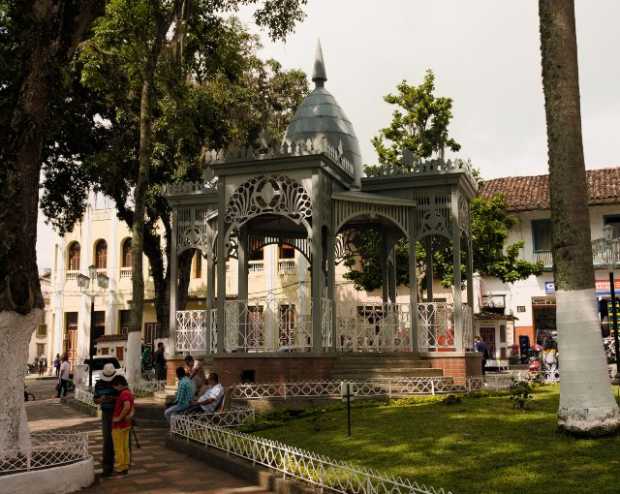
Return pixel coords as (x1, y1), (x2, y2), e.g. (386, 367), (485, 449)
(190, 373), (224, 413)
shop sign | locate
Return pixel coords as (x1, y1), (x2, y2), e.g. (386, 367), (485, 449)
(544, 282), (555, 294)
(595, 279), (620, 296)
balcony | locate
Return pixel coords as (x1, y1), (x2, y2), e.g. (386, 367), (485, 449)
(120, 267), (132, 279)
(278, 259), (296, 275)
(533, 251), (552, 268)
(248, 261), (264, 274)
(65, 271), (78, 282)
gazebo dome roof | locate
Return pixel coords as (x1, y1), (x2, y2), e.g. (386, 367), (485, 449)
(283, 41), (362, 180)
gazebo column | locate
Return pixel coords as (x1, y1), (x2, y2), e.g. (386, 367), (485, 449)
(466, 235), (474, 309)
(206, 243), (215, 353)
(426, 237), (434, 302)
(311, 174), (325, 352)
(237, 227), (249, 301)
(327, 230), (337, 351)
(216, 187), (227, 354)
(451, 189), (463, 351)
(408, 211), (418, 352)
(168, 209), (178, 354)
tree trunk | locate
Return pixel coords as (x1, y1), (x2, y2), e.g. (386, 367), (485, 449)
(127, 73), (154, 386)
(0, 0), (103, 454)
(539, 0), (620, 435)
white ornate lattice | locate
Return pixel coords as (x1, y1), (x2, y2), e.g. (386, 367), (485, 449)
(231, 378), (465, 400)
(170, 417), (452, 494)
(0, 432), (90, 474)
(336, 303), (411, 352)
(224, 294), (312, 352)
(225, 176), (312, 230)
(416, 302), (455, 351)
(183, 407), (255, 428)
(74, 387), (97, 409)
(176, 310), (210, 354)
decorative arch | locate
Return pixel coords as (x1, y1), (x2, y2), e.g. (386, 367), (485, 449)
(121, 238), (132, 267)
(333, 199), (410, 239)
(176, 206), (217, 257)
(225, 176), (312, 234)
(94, 239), (107, 269)
(248, 234), (312, 263)
(67, 241), (80, 271)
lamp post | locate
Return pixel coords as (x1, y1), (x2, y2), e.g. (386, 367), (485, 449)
(593, 225), (620, 382)
(78, 264), (109, 389)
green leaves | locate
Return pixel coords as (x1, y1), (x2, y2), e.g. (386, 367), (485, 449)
(365, 70), (460, 176)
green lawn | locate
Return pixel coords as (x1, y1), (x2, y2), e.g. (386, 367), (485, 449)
(254, 386), (620, 494)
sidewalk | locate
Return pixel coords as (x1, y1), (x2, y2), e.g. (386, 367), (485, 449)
(26, 397), (264, 494)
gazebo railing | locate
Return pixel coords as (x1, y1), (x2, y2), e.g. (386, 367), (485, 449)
(224, 297), (313, 352)
(176, 310), (211, 354)
(336, 303), (411, 352)
(416, 302), (454, 351)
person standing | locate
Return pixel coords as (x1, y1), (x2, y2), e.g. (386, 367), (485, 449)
(39, 356), (47, 376)
(93, 363), (119, 477)
(53, 354), (61, 378)
(184, 355), (206, 398)
(474, 336), (490, 376)
(164, 367), (193, 423)
(111, 375), (134, 476)
(56, 354), (71, 397)
(153, 342), (167, 382)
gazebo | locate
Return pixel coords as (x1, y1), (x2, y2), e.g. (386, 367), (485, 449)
(164, 43), (480, 385)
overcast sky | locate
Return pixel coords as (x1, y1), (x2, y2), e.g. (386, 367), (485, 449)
(36, 0), (620, 269)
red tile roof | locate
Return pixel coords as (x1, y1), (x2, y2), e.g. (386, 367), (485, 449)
(480, 167), (620, 211)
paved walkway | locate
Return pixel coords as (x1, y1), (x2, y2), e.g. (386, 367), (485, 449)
(26, 387), (263, 494)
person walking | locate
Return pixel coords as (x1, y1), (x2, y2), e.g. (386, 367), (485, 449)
(38, 356), (47, 376)
(53, 354), (61, 378)
(111, 375), (134, 476)
(94, 363), (119, 477)
(474, 336), (490, 376)
(56, 354), (71, 397)
(164, 367), (193, 423)
(153, 342), (167, 382)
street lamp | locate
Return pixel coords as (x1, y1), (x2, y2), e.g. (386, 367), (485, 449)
(78, 264), (109, 389)
(592, 225), (620, 382)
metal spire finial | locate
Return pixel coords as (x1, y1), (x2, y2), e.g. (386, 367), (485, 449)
(312, 39), (327, 88)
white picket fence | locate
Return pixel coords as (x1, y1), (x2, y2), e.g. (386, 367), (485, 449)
(171, 416), (453, 494)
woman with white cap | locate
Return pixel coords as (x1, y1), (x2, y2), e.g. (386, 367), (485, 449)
(93, 363), (119, 477)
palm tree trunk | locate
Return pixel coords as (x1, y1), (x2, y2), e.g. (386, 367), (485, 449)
(539, 0), (620, 436)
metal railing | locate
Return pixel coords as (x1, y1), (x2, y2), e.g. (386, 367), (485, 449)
(171, 417), (452, 494)
(182, 407), (255, 428)
(278, 259), (297, 274)
(120, 267), (132, 279)
(74, 387), (97, 408)
(533, 251), (552, 267)
(176, 310), (210, 353)
(336, 303), (411, 352)
(248, 261), (264, 273)
(231, 377), (470, 400)
(0, 432), (90, 475)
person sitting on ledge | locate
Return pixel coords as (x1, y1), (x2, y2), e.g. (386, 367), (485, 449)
(164, 366), (193, 423)
(189, 373), (224, 414)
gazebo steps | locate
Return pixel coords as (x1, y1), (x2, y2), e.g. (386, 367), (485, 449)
(331, 353), (444, 380)
(333, 368), (444, 380)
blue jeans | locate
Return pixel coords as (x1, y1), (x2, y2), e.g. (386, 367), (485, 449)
(164, 403), (189, 423)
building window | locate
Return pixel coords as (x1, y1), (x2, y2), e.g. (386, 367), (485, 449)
(144, 322), (161, 347)
(604, 215), (620, 239)
(194, 251), (202, 278)
(116, 346), (124, 361)
(36, 343), (45, 357)
(36, 324), (47, 338)
(101, 347), (109, 356)
(532, 219), (552, 252)
(94, 239), (107, 269)
(67, 242), (80, 270)
(121, 238), (132, 267)
(119, 310), (131, 336)
(499, 324), (507, 344)
(279, 244), (295, 259)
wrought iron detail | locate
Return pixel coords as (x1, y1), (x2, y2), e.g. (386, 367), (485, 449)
(249, 234), (312, 263)
(458, 194), (470, 237)
(177, 206), (216, 256)
(412, 193), (451, 240)
(225, 176), (312, 231)
(333, 200), (410, 237)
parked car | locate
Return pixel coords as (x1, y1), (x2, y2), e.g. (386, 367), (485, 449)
(80, 357), (124, 386)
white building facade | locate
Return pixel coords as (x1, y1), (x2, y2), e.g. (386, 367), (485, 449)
(479, 168), (620, 360)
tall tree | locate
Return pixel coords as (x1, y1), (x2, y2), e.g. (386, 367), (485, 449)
(43, 0), (306, 385)
(41, 32), (308, 343)
(539, 0), (619, 435)
(0, 0), (104, 456)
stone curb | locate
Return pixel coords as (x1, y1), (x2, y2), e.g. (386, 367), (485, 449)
(165, 434), (316, 494)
